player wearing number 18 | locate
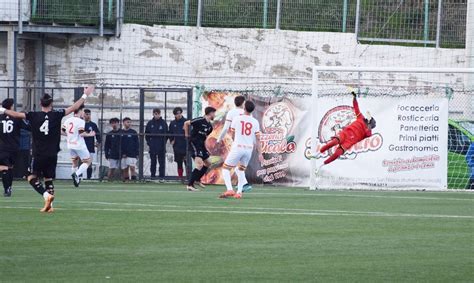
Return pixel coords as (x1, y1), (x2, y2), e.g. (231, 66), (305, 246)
(219, 101), (264, 199)
(0, 98), (29, 197)
(0, 85), (95, 212)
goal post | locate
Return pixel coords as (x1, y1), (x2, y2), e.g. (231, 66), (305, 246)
(310, 66), (474, 191)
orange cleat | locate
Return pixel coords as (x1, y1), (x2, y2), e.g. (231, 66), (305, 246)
(219, 190), (235, 198)
(40, 194), (55, 213)
(234, 193), (242, 199)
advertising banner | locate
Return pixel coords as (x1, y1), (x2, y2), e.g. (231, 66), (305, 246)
(200, 91), (448, 190)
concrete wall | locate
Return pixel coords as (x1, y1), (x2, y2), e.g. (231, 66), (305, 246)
(38, 24), (468, 91)
(0, 0), (30, 22)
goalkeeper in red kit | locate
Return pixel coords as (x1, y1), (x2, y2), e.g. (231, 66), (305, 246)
(316, 91), (376, 173)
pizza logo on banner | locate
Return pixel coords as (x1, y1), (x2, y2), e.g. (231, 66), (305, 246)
(260, 102), (297, 154)
(305, 105), (383, 160)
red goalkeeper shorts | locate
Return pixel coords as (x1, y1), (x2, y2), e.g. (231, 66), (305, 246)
(336, 130), (358, 151)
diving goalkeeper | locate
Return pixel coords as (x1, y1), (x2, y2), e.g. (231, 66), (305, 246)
(317, 91), (376, 171)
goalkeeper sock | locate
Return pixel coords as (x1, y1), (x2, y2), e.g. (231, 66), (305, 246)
(236, 169), (246, 194)
(222, 168), (233, 191)
(320, 138), (339, 153)
(324, 147), (344, 165)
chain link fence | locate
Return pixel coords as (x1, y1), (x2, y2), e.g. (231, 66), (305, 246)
(26, 0), (469, 48)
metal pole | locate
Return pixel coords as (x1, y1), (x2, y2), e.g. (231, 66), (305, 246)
(197, 0), (202, 27)
(115, 0), (120, 37)
(99, 88), (105, 180)
(436, 0), (442, 48)
(100, 0), (104, 36)
(342, 0), (348, 32)
(138, 89), (145, 181)
(263, 0), (268, 29)
(13, 32), (18, 110)
(423, 0), (429, 47)
(275, 0), (281, 30)
(18, 0), (23, 34)
(184, 0), (189, 26)
(32, 0), (38, 17)
(355, 0), (361, 39)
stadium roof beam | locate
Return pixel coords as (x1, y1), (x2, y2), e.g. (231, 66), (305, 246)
(0, 25), (115, 36)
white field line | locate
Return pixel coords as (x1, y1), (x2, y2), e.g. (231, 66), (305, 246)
(10, 186), (474, 202)
(1, 202), (473, 219)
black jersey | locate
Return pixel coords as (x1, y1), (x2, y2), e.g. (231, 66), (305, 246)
(190, 117), (213, 145)
(25, 109), (66, 156)
(0, 114), (26, 152)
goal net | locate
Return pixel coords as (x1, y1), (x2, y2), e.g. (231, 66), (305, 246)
(310, 67), (474, 191)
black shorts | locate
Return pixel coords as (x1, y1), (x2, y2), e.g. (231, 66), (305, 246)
(174, 152), (186, 163)
(189, 142), (210, 160)
(30, 155), (58, 179)
(0, 151), (16, 167)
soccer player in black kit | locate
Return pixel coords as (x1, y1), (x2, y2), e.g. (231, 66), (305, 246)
(0, 85), (95, 212)
(0, 98), (29, 197)
(183, 106), (216, 191)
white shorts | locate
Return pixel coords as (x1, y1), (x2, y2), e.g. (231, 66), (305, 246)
(109, 159), (120, 169)
(224, 147), (253, 168)
(121, 157), (137, 169)
(69, 148), (91, 161)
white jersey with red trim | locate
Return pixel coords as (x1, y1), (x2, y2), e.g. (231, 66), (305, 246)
(225, 108), (244, 123)
(63, 116), (88, 150)
(230, 114), (260, 149)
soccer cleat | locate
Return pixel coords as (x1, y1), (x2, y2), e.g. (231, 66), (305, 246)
(219, 190), (235, 198)
(234, 193), (242, 199)
(46, 207), (55, 213)
(3, 187), (12, 197)
(195, 182), (206, 189)
(187, 185), (199, 192)
(242, 183), (253, 193)
(40, 194), (55, 213)
(71, 173), (80, 188)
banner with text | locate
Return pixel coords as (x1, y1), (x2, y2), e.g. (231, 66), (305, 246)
(312, 96), (448, 190)
(199, 91), (448, 190)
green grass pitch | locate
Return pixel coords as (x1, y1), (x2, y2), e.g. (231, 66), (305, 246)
(1, 181), (473, 282)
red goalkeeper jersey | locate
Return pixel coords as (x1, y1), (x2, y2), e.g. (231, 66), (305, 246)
(341, 98), (372, 142)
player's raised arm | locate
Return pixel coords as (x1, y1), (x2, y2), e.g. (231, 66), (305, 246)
(0, 108), (26, 120)
(65, 85), (95, 116)
(351, 91), (362, 118)
(217, 113), (231, 143)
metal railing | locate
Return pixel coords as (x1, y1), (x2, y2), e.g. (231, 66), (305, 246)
(25, 0), (468, 48)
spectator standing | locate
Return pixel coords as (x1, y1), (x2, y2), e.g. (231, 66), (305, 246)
(169, 107), (187, 182)
(121, 117), (139, 181)
(104, 118), (121, 181)
(145, 108), (168, 181)
(83, 109), (101, 179)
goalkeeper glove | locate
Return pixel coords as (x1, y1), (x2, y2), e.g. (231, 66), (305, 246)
(0, 107), (5, 114)
(351, 91), (357, 99)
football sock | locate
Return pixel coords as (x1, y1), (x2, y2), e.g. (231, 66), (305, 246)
(324, 147), (344, 165)
(2, 170), (13, 192)
(222, 168), (233, 191)
(71, 167), (78, 174)
(236, 169), (246, 194)
(188, 168), (201, 186)
(29, 178), (46, 196)
(45, 180), (54, 195)
(177, 168), (183, 178)
(320, 138), (339, 153)
(87, 167), (93, 179)
(75, 163), (89, 178)
(198, 166), (209, 180)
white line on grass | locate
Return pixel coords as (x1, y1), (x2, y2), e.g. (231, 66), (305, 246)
(1, 204), (472, 219)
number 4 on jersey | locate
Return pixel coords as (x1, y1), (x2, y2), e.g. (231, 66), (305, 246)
(40, 120), (49, 135)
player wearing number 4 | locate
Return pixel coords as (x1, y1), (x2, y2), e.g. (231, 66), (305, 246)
(314, 91), (376, 175)
(0, 98), (29, 197)
(0, 86), (95, 212)
(62, 104), (96, 187)
(219, 101), (264, 199)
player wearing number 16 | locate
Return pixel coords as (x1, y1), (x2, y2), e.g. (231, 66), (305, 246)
(0, 98), (29, 197)
(0, 85), (95, 212)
